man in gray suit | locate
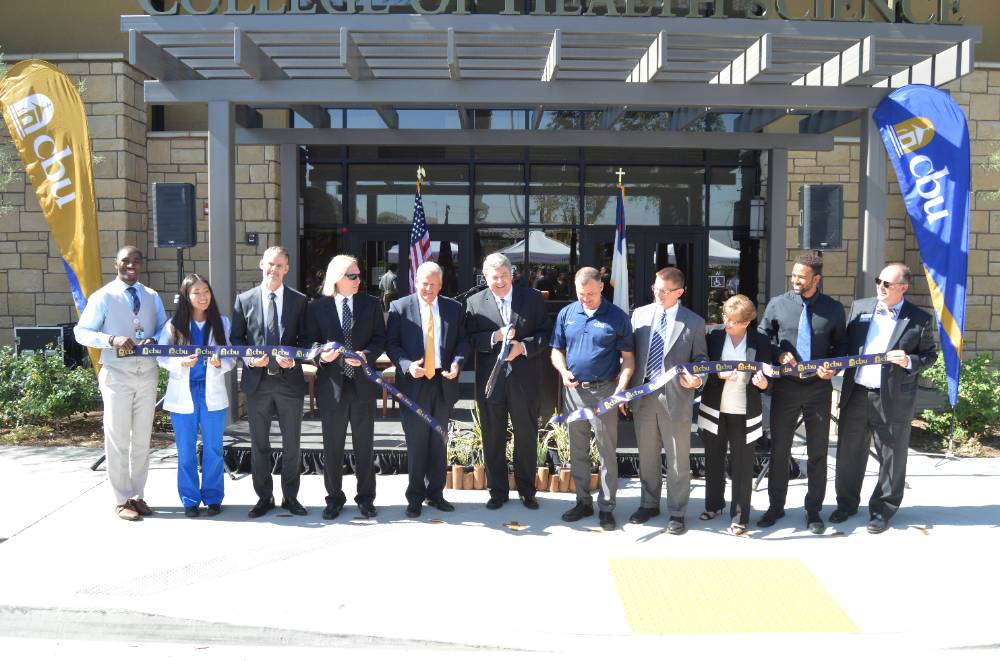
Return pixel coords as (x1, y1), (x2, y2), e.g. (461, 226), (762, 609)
(831, 262), (937, 533)
(625, 267), (708, 534)
(230, 245), (309, 519)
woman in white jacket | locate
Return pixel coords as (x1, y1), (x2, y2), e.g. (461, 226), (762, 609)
(157, 274), (235, 517)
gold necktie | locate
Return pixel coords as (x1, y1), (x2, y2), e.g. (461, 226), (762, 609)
(424, 304), (436, 378)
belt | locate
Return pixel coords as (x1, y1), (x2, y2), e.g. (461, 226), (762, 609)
(854, 384), (880, 393)
(579, 380), (611, 388)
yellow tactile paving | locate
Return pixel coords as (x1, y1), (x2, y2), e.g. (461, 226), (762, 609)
(609, 558), (857, 634)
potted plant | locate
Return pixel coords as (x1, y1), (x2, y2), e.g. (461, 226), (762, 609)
(540, 412), (572, 493)
(535, 432), (551, 491)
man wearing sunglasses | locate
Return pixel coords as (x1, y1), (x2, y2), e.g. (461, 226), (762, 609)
(307, 255), (386, 520)
(831, 262), (936, 534)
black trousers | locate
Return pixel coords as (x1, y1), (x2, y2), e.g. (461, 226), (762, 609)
(246, 374), (304, 501)
(835, 387), (912, 521)
(768, 378), (832, 514)
(403, 375), (451, 507)
(703, 412), (756, 526)
(478, 373), (539, 500)
(318, 377), (377, 507)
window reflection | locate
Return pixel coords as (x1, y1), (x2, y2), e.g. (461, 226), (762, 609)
(530, 165), (579, 225)
(526, 229), (576, 304)
(474, 228), (526, 286)
(302, 162), (343, 226)
(351, 164), (469, 224)
(708, 166), (754, 228)
(474, 165), (525, 224)
(706, 229), (760, 325)
(584, 166), (705, 226)
(300, 230), (341, 299)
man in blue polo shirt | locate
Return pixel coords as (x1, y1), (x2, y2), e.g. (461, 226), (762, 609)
(551, 267), (635, 531)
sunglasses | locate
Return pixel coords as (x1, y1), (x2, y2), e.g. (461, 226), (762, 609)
(344, 273), (360, 281)
(874, 278), (903, 289)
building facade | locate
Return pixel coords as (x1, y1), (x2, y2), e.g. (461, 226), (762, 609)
(1, 1), (997, 356)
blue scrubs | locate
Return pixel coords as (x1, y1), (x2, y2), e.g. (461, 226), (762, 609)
(170, 321), (228, 508)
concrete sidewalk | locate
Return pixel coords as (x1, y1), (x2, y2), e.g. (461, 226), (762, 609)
(1, 443), (998, 659)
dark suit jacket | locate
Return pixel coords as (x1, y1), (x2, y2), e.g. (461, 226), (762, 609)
(305, 293), (387, 401)
(463, 286), (551, 402)
(230, 285), (308, 396)
(840, 298), (937, 423)
(386, 293), (469, 408)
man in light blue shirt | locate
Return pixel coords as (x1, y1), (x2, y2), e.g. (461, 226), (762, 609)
(75, 246), (167, 521)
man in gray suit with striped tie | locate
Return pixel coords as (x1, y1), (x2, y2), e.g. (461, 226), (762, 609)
(624, 267), (708, 534)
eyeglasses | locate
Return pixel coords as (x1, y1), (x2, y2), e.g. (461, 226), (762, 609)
(344, 273), (361, 281)
(652, 286), (683, 295)
(874, 278), (903, 289)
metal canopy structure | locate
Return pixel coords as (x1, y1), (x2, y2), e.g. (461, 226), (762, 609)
(120, 12), (980, 320)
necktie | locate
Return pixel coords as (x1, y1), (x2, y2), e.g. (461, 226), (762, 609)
(499, 297), (509, 326)
(341, 297), (355, 378)
(876, 303), (899, 320)
(424, 304), (436, 378)
(797, 299), (812, 362)
(267, 292), (279, 346)
(646, 311), (667, 383)
(126, 286), (140, 315)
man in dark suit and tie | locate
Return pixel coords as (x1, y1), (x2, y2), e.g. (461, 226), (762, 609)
(464, 253), (551, 511)
(387, 261), (469, 518)
(230, 245), (309, 518)
(831, 262), (937, 534)
(625, 267), (708, 535)
(306, 254), (386, 520)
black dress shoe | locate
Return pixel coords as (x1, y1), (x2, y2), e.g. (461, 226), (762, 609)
(205, 504), (222, 517)
(405, 504), (421, 518)
(358, 503), (377, 519)
(485, 496), (508, 510)
(426, 497), (455, 512)
(628, 507), (660, 525)
(561, 502), (594, 522)
(867, 514), (889, 534)
(322, 503), (343, 520)
(281, 497), (308, 516)
(665, 516), (686, 535)
(829, 509), (855, 524)
(599, 511), (616, 531)
(248, 496), (275, 519)
(756, 508), (785, 528)
(184, 506), (200, 518)
(520, 495), (540, 510)
(807, 512), (826, 535)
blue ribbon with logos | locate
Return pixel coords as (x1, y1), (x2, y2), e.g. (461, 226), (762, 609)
(874, 84), (969, 407)
(120, 342), (449, 440)
(548, 353), (892, 425)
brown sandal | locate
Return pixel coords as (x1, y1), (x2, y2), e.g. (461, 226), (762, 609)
(727, 523), (747, 536)
(699, 509), (722, 521)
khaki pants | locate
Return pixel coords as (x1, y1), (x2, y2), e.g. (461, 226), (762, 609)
(99, 365), (159, 506)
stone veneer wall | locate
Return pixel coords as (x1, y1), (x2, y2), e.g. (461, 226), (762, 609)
(145, 135), (281, 299)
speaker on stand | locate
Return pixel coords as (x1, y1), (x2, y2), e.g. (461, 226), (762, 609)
(152, 182), (198, 298)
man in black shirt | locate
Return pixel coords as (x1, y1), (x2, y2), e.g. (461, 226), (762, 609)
(758, 252), (847, 534)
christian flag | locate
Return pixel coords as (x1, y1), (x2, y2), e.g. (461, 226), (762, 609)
(1, 60), (103, 367)
(610, 183), (630, 313)
(408, 180), (432, 292)
(874, 85), (970, 407)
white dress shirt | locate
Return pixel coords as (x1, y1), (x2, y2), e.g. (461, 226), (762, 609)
(719, 333), (749, 415)
(856, 300), (905, 389)
(418, 296), (443, 368)
(334, 293), (353, 327)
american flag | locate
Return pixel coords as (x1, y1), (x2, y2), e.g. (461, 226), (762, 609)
(408, 185), (432, 292)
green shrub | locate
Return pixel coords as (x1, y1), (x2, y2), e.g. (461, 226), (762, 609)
(0, 347), (101, 426)
(919, 353), (1000, 441)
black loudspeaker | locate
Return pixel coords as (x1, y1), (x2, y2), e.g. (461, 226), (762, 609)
(799, 184), (843, 250)
(152, 182), (197, 248)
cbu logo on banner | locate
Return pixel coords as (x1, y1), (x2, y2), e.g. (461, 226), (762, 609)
(874, 85), (970, 407)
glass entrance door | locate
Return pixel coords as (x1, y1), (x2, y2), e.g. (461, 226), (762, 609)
(580, 228), (706, 316)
